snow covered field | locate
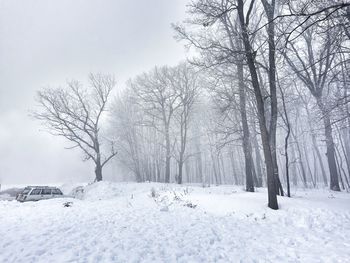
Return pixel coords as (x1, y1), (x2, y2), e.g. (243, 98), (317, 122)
(0, 182), (349, 263)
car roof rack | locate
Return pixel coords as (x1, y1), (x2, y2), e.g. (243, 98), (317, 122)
(27, 186), (59, 189)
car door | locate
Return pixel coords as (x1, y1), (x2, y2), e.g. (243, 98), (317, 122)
(41, 188), (52, 200)
(28, 188), (41, 201)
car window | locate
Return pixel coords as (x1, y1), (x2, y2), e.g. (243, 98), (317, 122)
(30, 189), (41, 195)
(42, 189), (52, 195)
(52, 189), (63, 195)
(22, 188), (31, 194)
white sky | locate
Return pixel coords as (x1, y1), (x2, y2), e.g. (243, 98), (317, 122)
(0, 0), (189, 184)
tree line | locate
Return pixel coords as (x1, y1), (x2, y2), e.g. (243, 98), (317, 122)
(34, 0), (350, 210)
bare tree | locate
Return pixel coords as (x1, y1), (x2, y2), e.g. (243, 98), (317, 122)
(283, 23), (341, 191)
(236, 0), (279, 209)
(171, 64), (200, 184)
(174, 1), (257, 192)
(112, 90), (144, 182)
(173, 0), (280, 207)
(130, 66), (182, 183)
(34, 73), (117, 182)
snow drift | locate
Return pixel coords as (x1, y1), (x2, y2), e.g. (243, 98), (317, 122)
(0, 182), (349, 262)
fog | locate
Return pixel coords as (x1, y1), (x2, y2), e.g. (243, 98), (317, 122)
(0, 0), (188, 184)
(1, 2), (349, 261)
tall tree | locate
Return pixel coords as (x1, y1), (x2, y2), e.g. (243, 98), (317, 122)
(283, 24), (341, 191)
(172, 64), (200, 184)
(34, 73), (117, 182)
(236, 0), (279, 208)
(130, 66), (182, 183)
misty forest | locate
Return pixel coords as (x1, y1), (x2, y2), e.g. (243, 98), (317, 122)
(1, 1), (350, 262)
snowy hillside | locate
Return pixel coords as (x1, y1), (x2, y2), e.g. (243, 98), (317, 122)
(0, 182), (349, 262)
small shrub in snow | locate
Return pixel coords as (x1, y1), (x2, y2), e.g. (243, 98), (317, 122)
(328, 194), (335, 199)
(184, 202), (197, 209)
(63, 202), (73, 207)
(173, 192), (183, 201)
(150, 187), (159, 198)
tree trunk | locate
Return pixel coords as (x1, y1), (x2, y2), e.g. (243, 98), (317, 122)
(178, 157), (183, 184)
(290, 144), (298, 186)
(216, 154), (222, 185)
(305, 106), (328, 186)
(303, 142), (315, 187)
(237, 0), (278, 209)
(230, 151), (239, 185)
(196, 148), (203, 184)
(292, 112), (308, 188)
(334, 147), (346, 190)
(156, 158), (161, 182)
(311, 134), (328, 186)
(280, 84), (291, 197)
(219, 154), (227, 184)
(251, 118), (264, 187)
(317, 98), (341, 191)
(165, 126), (171, 183)
(293, 133), (308, 188)
(95, 162), (103, 182)
(339, 129), (350, 186)
(210, 151), (220, 185)
(285, 134), (291, 197)
(260, 0), (283, 197)
(238, 62), (254, 192)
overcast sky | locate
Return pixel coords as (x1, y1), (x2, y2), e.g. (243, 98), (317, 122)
(0, 0), (189, 184)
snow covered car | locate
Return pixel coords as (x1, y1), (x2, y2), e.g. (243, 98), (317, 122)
(16, 186), (64, 202)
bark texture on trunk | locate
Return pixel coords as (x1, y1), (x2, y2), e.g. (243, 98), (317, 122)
(95, 162), (103, 182)
(237, 0), (278, 209)
(262, 0), (284, 196)
(238, 62), (254, 192)
(317, 98), (340, 191)
(178, 158), (184, 184)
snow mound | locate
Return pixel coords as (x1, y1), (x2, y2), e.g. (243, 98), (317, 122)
(82, 181), (155, 200)
(82, 181), (124, 200)
(60, 182), (87, 195)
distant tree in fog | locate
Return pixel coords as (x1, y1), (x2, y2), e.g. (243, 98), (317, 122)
(34, 73), (117, 182)
(129, 66), (182, 183)
(171, 63), (200, 184)
(112, 63), (200, 184)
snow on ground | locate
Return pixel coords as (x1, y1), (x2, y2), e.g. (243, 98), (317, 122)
(0, 182), (349, 263)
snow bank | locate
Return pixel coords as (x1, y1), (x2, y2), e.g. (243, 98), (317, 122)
(0, 182), (349, 262)
(82, 181), (130, 200)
